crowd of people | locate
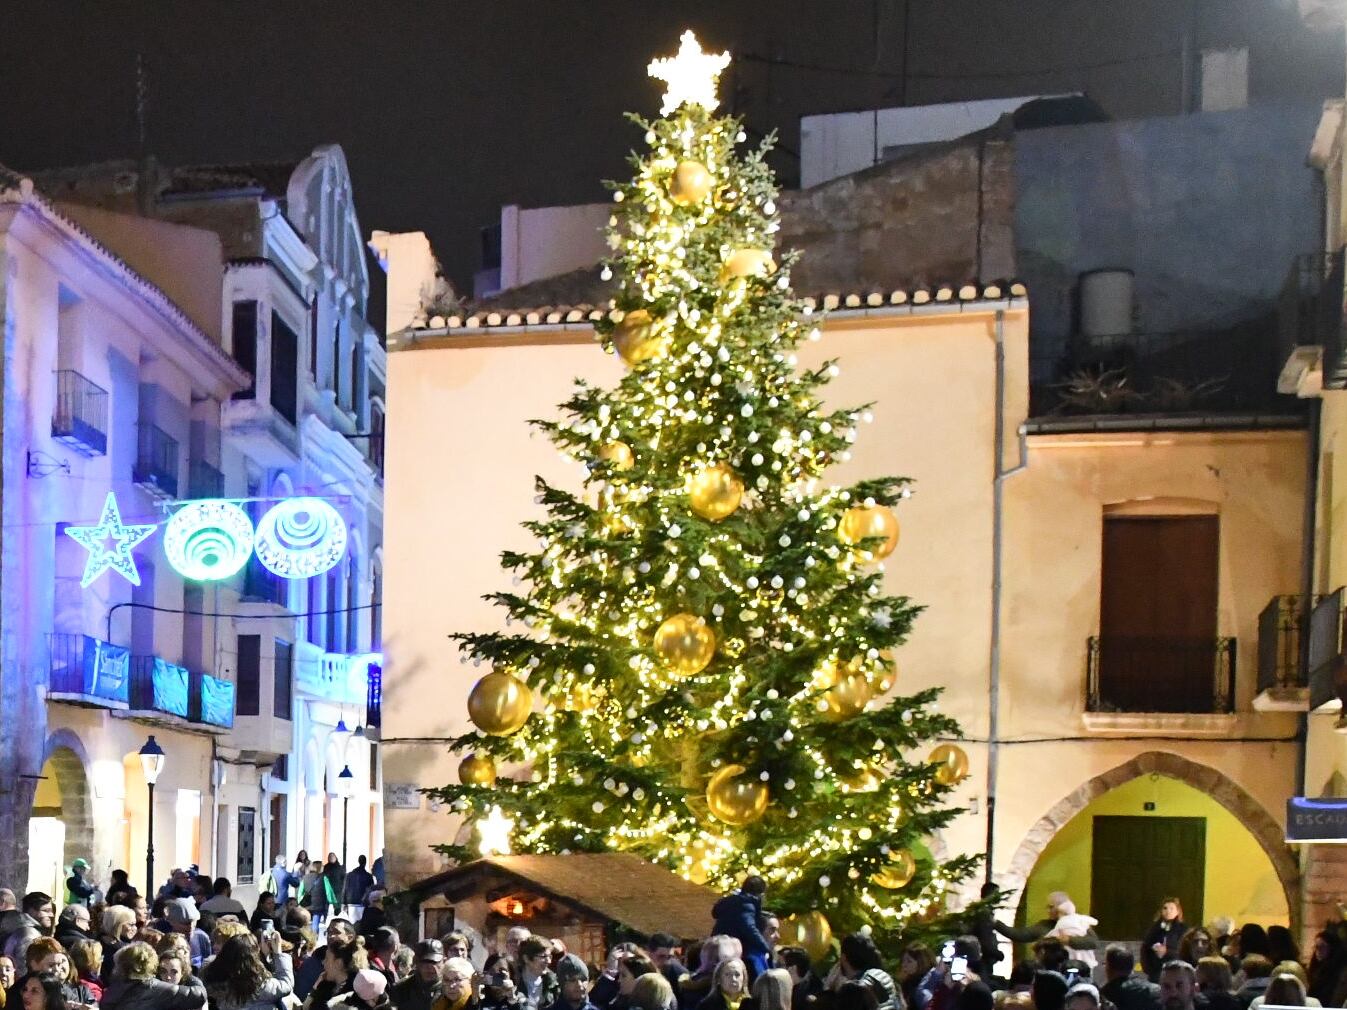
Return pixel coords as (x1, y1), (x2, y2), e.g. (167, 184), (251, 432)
(0, 866), (1343, 1010)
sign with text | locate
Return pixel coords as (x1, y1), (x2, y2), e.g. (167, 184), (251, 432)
(1287, 796), (1347, 842)
(385, 783), (423, 810)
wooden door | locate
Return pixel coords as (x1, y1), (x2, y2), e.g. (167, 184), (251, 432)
(1099, 515), (1220, 711)
(1092, 815), (1205, 940)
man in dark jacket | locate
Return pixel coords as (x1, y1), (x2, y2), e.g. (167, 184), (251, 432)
(711, 876), (771, 979)
(1100, 946), (1160, 1010)
(778, 947), (823, 1010)
(66, 860), (98, 908)
(390, 939), (445, 1010)
(296, 919), (358, 999)
(549, 956), (599, 1010)
(343, 856), (376, 919)
(55, 904), (95, 949)
(994, 893), (1097, 955)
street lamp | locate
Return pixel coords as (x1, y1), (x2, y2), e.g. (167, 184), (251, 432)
(138, 735), (166, 895)
(331, 717), (352, 756)
(336, 765), (354, 873)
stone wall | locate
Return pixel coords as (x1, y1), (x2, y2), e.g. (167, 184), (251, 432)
(1300, 843), (1347, 950)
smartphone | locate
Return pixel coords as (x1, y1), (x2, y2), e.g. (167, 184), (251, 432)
(941, 941), (956, 962)
(950, 957), (968, 981)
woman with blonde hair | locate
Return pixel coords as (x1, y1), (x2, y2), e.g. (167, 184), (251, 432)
(1141, 899), (1186, 982)
(1249, 964), (1320, 1009)
(67, 940), (104, 1002)
(744, 970), (792, 1010)
(1195, 957), (1238, 1010)
(631, 974), (676, 1010)
(99, 906), (138, 982)
(100, 942), (205, 1010)
(1261, 975), (1307, 1008)
(696, 959), (747, 1010)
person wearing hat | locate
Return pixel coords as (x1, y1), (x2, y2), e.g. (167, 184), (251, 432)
(66, 860), (97, 909)
(330, 969), (394, 1010)
(548, 955), (598, 1010)
(391, 940), (447, 1010)
(164, 899), (211, 969)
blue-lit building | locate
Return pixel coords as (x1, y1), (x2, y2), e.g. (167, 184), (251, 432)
(0, 147), (386, 905)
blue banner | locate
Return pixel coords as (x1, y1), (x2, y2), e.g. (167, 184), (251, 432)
(83, 636), (129, 703)
(199, 674), (235, 728)
(151, 658), (190, 718)
(1287, 796), (1347, 842)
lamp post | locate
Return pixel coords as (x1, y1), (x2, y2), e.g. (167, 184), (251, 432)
(138, 735), (166, 895)
(336, 764), (354, 906)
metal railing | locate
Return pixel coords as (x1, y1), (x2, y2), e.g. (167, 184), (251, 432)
(1087, 636), (1237, 714)
(188, 459), (224, 500)
(52, 370), (109, 457)
(134, 423), (179, 499)
(127, 656), (191, 718)
(1308, 588), (1346, 683)
(47, 632), (129, 705)
(1030, 324), (1301, 418)
(366, 660), (382, 730)
(1278, 249), (1346, 387)
(1257, 595), (1306, 694)
(241, 558), (287, 606)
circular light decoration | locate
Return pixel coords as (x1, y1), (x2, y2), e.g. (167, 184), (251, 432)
(163, 500), (255, 582)
(254, 497), (347, 578)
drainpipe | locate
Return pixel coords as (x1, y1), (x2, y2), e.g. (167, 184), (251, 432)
(1295, 396), (1321, 797)
(987, 309), (1028, 883)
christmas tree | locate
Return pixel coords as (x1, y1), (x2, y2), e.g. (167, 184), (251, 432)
(433, 31), (978, 954)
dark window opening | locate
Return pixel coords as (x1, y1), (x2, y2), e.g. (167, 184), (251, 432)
(231, 301), (257, 399)
(237, 634), (261, 716)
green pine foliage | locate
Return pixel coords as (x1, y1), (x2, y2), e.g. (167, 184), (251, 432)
(429, 92), (977, 949)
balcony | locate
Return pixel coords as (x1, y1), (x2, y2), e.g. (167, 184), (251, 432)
(47, 633), (129, 709)
(240, 557), (287, 607)
(366, 659), (382, 737)
(1255, 595), (1310, 711)
(1277, 249), (1345, 395)
(1086, 636), (1236, 714)
(1029, 325), (1304, 430)
(222, 397), (300, 469)
(133, 423), (179, 500)
(124, 656), (235, 733)
(52, 370), (109, 457)
(187, 459), (224, 500)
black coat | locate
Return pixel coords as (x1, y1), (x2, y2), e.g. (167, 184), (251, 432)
(101, 976), (207, 1010)
(1102, 975), (1161, 1010)
(1141, 920), (1186, 982)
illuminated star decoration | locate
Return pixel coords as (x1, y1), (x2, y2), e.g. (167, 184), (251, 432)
(477, 805), (514, 856)
(64, 491), (157, 588)
(648, 29), (731, 117)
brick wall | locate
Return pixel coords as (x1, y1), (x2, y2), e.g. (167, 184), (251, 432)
(1301, 843), (1347, 950)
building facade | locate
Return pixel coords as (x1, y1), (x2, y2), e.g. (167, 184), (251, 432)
(0, 146), (387, 906)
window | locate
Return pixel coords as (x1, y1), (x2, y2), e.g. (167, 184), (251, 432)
(1097, 515), (1221, 712)
(368, 743), (378, 790)
(345, 556), (359, 652)
(326, 567), (342, 653)
(272, 754), (288, 781)
(371, 563), (383, 650)
(183, 584), (205, 673)
(332, 321), (342, 401)
(231, 302), (257, 397)
(237, 634), (261, 716)
(309, 296), (320, 381)
(270, 311), (299, 424)
(236, 806), (256, 884)
(268, 795), (286, 865)
(349, 339), (361, 414)
(274, 639), (293, 720)
(307, 577), (323, 647)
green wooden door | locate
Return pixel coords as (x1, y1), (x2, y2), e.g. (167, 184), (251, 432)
(1091, 815), (1205, 939)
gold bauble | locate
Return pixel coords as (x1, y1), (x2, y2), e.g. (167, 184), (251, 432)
(597, 441), (635, 471)
(838, 505), (900, 559)
(780, 911), (833, 963)
(719, 249), (776, 282)
(467, 671), (533, 736)
(840, 763), (884, 793)
(458, 753), (497, 787)
(654, 613), (716, 676)
(706, 764), (769, 826)
(820, 666), (874, 722)
(688, 462), (744, 522)
(669, 161), (714, 206)
(611, 310), (668, 367)
(558, 681), (601, 713)
(929, 743), (970, 785)
(872, 849), (917, 890)
(685, 837), (716, 885)
(869, 656), (897, 695)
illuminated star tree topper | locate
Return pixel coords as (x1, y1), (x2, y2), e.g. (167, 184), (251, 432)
(64, 491), (157, 587)
(647, 29), (731, 116)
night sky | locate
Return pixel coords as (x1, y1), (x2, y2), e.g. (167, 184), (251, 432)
(2, 2), (1341, 296)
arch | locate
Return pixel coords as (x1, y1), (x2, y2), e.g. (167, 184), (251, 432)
(1103, 497), (1219, 517)
(36, 732), (95, 882)
(999, 751), (1300, 930)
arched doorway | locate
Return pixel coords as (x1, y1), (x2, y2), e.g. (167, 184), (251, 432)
(28, 735), (94, 898)
(1001, 752), (1299, 937)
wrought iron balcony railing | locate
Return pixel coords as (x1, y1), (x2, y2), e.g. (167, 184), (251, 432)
(1257, 595), (1306, 694)
(188, 459), (224, 500)
(1087, 635), (1236, 714)
(52, 370), (109, 457)
(1278, 249), (1346, 389)
(134, 423), (179, 500)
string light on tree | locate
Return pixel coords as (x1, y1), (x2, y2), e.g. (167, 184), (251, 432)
(477, 806), (514, 856)
(433, 29), (977, 955)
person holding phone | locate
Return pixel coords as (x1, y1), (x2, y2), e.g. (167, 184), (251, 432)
(203, 932), (294, 1010)
(1141, 900), (1187, 983)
